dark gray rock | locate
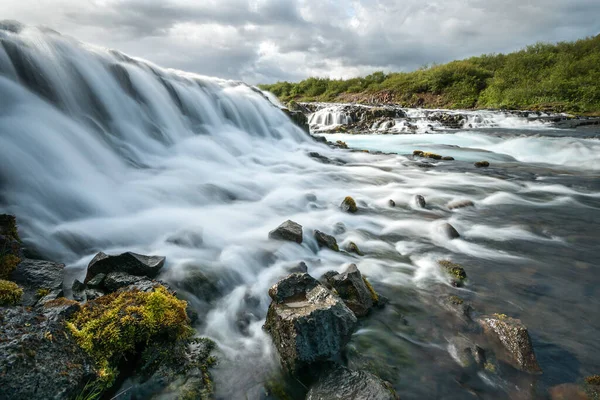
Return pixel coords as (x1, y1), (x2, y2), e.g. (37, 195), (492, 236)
(475, 161), (490, 168)
(9, 258), (64, 306)
(448, 200), (475, 210)
(71, 279), (87, 302)
(42, 298), (82, 321)
(326, 264), (375, 317)
(306, 365), (399, 400)
(265, 273), (357, 374)
(333, 222), (346, 235)
(414, 195), (426, 208)
(268, 220), (303, 244)
(36, 289), (64, 307)
(86, 273), (106, 289)
(84, 251), (166, 283)
(346, 242), (364, 256)
(439, 223), (460, 239)
(442, 156), (455, 161)
(388, 199), (396, 207)
(314, 230), (339, 252)
(478, 314), (541, 373)
(289, 261), (308, 274)
(0, 306), (95, 400)
(171, 266), (221, 303)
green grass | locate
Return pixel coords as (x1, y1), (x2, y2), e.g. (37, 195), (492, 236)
(259, 35), (600, 115)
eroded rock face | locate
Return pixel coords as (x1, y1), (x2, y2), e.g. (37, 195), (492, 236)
(84, 251), (165, 283)
(314, 230), (339, 252)
(269, 220), (303, 244)
(306, 365), (399, 400)
(340, 196), (358, 213)
(264, 273), (357, 374)
(0, 306), (95, 400)
(10, 259), (64, 306)
(325, 264), (375, 317)
(478, 314), (542, 374)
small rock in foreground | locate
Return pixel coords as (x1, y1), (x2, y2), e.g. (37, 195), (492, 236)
(447, 200), (475, 210)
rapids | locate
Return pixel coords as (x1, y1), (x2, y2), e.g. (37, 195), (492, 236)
(1, 22), (599, 399)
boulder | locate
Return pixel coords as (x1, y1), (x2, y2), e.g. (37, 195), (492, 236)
(340, 196), (358, 213)
(306, 365), (398, 400)
(264, 273), (357, 374)
(414, 195), (426, 208)
(314, 230), (339, 252)
(475, 161), (490, 168)
(447, 200), (475, 210)
(448, 336), (486, 368)
(104, 272), (160, 293)
(86, 273), (106, 289)
(438, 223), (460, 239)
(438, 260), (467, 287)
(268, 220), (303, 244)
(0, 306), (96, 400)
(478, 314), (542, 373)
(388, 199), (396, 207)
(325, 264), (375, 317)
(84, 251), (165, 283)
(346, 242), (364, 256)
(9, 258), (64, 306)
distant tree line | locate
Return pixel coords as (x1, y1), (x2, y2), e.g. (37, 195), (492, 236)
(259, 35), (600, 114)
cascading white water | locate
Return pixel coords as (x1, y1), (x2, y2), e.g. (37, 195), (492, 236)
(2, 22), (600, 399)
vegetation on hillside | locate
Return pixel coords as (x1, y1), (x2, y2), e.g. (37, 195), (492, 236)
(259, 35), (600, 114)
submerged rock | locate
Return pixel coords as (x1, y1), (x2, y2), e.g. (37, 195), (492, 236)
(264, 273), (357, 374)
(84, 251), (165, 283)
(269, 220), (303, 244)
(340, 196), (358, 213)
(306, 365), (398, 400)
(314, 230), (340, 252)
(478, 314), (542, 374)
(441, 295), (473, 320)
(447, 200), (475, 210)
(448, 336), (486, 369)
(325, 264), (376, 317)
(442, 156), (455, 161)
(0, 306), (96, 400)
(414, 195), (426, 208)
(475, 161), (490, 168)
(438, 223), (460, 239)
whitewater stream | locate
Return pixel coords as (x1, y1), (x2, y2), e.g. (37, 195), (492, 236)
(1, 22), (599, 399)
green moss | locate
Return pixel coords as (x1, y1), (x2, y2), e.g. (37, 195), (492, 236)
(438, 260), (467, 285)
(586, 375), (600, 386)
(336, 140), (349, 149)
(422, 152), (442, 160)
(37, 288), (51, 298)
(413, 150), (424, 156)
(484, 362), (497, 373)
(67, 285), (192, 387)
(362, 276), (379, 304)
(493, 313), (509, 320)
(341, 196), (358, 213)
(448, 295), (464, 305)
(347, 242), (364, 256)
(0, 254), (21, 280)
(0, 279), (23, 305)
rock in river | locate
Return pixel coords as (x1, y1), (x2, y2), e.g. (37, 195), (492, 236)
(478, 314), (542, 374)
(340, 196), (358, 213)
(324, 264), (376, 317)
(84, 251), (166, 283)
(264, 273), (357, 374)
(269, 220), (303, 244)
(306, 365), (399, 400)
(314, 230), (339, 252)
(438, 222), (460, 239)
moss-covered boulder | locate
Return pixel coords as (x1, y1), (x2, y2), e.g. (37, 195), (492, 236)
(314, 230), (339, 252)
(0, 279), (23, 306)
(10, 259), (64, 306)
(340, 196), (358, 213)
(264, 273), (357, 375)
(478, 314), (541, 374)
(438, 260), (467, 287)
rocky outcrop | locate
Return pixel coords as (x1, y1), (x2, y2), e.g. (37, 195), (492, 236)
(474, 161), (490, 168)
(324, 264), (376, 317)
(9, 259), (64, 306)
(269, 220), (303, 244)
(84, 251), (166, 283)
(0, 305), (96, 400)
(306, 365), (399, 400)
(264, 273), (357, 374)
(478, 314), (542, 374)
(314, 230), (339, 252)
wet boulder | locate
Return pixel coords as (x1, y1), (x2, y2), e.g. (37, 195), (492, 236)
(9, 258), (64, 306)
(447, 200), (475, 210)
(104, 271), (163, 293)
(475, 161), (490, 168)
(346, 242), (364, 256)
(340, 196), (358, 213)
(84, 251), (166, 283)
(325, 264), (376, 317)
(439, 260), (467, 287)
(448, 336), (486, 369)
(478, 314), (542, 373)
(438, 223), (460, 239)
(414, 195), (426, 208)
(306, 365), (399, 400)
(264, 273), (357, 374)
(269, 220), (303, 244)
(314, 230), (339, 252)
(0, 306), (96, 400)
(388, 199), (396, 207)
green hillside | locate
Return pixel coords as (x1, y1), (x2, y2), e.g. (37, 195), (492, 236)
(259, 35), (600, 115)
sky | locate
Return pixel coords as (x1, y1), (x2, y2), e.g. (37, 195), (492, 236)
(3, 0), (600, 84)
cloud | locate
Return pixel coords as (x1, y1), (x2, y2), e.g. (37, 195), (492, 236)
(3, 0), (599, 83)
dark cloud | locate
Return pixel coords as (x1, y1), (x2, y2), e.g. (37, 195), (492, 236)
(3, 0), (600, 83)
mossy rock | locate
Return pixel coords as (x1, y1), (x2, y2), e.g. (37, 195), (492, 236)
(422, 152), (442, 160)
(474, 161), (490, 168)
(438, 260), (467, 286)
(412, 150), (424, 156)
(341, 196), (358, 213)
(347, 242), (364, 256)
(0, 279), (23, 305)
(67, 285), (192, 388)
(336, 140), (349, 149)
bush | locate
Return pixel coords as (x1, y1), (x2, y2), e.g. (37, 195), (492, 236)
(67, 285), (192, 386)
(0, 279), (23, 305)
